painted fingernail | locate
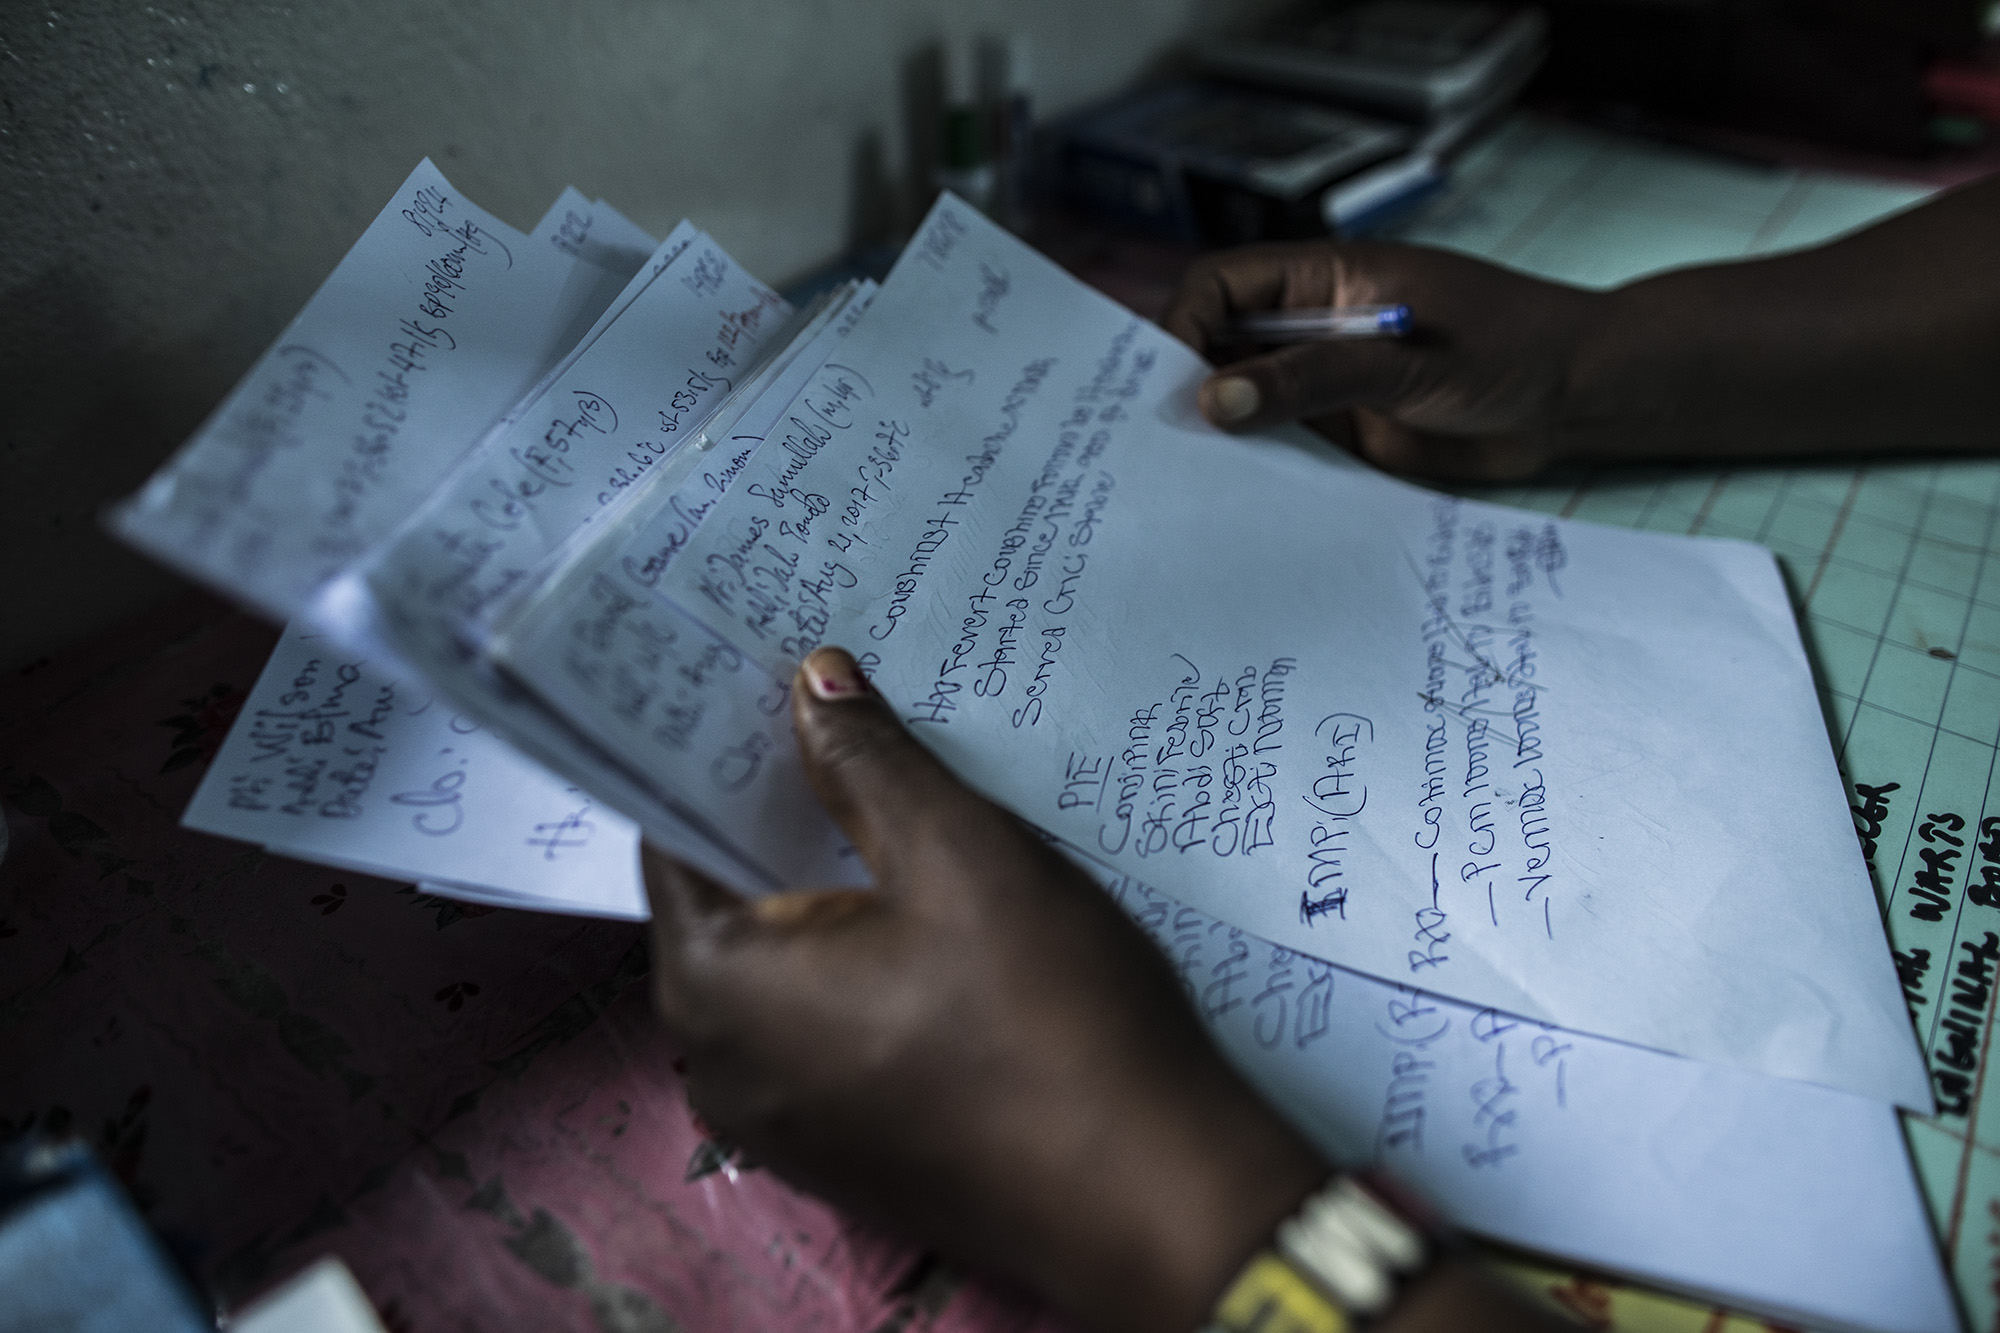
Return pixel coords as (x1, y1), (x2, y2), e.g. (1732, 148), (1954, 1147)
(1209, 376), (1260, 424)
(803, 646), (870, 701)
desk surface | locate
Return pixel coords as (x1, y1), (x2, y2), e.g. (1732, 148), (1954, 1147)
(1399, 115), (2000, 1330)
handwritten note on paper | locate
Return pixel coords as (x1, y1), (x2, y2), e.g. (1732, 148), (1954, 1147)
(482, 296), (891, 885)
(1110, 879), (1956, 1333)
(591, 198), (659, 256)
(491, 196), (1925, 1109)
(537, 188), (656, 276)
(164, 182), (668, 916)
(183, 622), (644, 917)
(356, 229), (791, 660)
(533, 187), (657, 371)
(113, 161), (622, 621)
(298, 231), (817, 892)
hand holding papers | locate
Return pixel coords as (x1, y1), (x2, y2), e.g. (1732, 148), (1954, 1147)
(117, 167), (1951, 1333)
(483, 195), (1926, 1111)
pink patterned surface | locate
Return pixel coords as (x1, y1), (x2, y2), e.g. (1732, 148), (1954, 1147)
(0, 592), (1067, 1333)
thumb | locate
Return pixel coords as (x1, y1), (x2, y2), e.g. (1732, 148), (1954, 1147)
(790, 646), (988, 882)
(641, 842), (748, 1035)
(642, 842), (744, 938)
(1198, 339), (1430, 432)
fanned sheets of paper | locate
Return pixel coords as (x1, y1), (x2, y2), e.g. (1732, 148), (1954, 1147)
(120, 146), (1959, 1333)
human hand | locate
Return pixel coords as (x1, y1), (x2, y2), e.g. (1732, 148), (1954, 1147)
(1162, 240), (1604, 483)
(642, 647), (1326, 1333)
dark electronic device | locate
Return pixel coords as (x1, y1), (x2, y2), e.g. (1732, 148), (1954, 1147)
(1200, 1), (1550, 119)
(1061, 84), (1412, 244)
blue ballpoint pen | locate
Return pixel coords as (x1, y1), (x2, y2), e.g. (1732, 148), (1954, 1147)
(1227, 303), (1412, 343)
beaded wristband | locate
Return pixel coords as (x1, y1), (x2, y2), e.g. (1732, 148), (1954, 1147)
(1203, 1173), (1446, 1333)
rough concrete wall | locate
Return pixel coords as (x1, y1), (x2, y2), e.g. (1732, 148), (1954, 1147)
(0, 0), (1246, 670)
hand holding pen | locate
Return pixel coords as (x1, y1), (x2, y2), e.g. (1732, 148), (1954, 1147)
(1161, 239), (1600, 484)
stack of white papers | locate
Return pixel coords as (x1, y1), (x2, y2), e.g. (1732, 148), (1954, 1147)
(116, 163), (1959, 1332)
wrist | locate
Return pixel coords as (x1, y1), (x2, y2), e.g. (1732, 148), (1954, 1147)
(1205, 1171), (1453, 1333)
(1378, 1256), (1568, 1333)
(1197, 1174), (1571, 1333)
(1023, 1067), (1325, 1333)
(1549, 284), (1666, 468)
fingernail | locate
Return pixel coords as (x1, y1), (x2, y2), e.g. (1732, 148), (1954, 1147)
(803, 646), (870, 701)
(1209, 376), (1260, 424)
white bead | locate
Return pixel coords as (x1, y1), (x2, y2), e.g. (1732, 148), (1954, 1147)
(1279, 1211), (1392, 1314)
(1331, 1178), (1426, 1270)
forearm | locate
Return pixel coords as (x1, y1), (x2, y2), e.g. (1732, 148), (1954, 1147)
(1560, 173), (2000, 463)
(1382, 1258), (1572, 1333)
(1023, 1066), (1566, 1333)
(1007, 1061), (1327, 1332)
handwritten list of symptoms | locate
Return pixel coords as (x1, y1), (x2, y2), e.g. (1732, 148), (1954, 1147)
(1106, 873), (1952, 1333)
(493, 198), (1924, 1108)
